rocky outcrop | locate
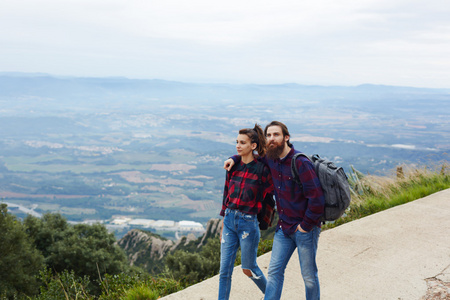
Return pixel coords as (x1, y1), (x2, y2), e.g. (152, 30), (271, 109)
(116, 218), (222, 274)
(117, 229), (176, 265)
(198, 218), (221, 247)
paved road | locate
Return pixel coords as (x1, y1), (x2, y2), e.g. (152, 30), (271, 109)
(1, 201), (42, 217)
(161, 189), (450, 300)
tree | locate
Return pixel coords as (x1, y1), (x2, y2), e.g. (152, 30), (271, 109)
(24, 212), (69, 258)
(24, 213), (129, 282)
(0, 204), (44, 297)
(49, 223), (129, 280)
(165, 237), (220, 285)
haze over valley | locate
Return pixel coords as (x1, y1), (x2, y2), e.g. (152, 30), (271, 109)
(1, 73), (449, 238)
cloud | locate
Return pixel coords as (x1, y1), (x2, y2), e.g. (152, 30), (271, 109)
(1, 0), (450, 88)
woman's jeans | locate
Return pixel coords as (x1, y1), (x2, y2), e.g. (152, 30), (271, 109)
(218, 208), (267, 300)
(264, 226), (321, 300)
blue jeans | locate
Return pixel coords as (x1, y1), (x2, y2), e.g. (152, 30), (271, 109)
(218, 208), (267, 300)
(264, 226), (321, 300)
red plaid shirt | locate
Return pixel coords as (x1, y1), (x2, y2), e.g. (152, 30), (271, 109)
(220, 158), (273, 216)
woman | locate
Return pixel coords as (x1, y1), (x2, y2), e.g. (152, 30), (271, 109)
(218, 124), (274, 300)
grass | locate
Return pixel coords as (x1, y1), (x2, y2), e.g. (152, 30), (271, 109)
(124, 285), (159, 300)
(325, 163), (450, 229)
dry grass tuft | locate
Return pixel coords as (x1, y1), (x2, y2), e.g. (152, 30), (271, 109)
(349, 162), (449, 205)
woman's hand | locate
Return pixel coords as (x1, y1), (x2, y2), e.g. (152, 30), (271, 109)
(223, 158), (234, 171)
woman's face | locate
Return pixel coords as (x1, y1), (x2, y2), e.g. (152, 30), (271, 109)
(236, 134), (256, 157)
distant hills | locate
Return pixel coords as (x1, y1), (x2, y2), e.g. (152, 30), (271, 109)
(0, 72), (449, 230)
(2, 72), (450, 105)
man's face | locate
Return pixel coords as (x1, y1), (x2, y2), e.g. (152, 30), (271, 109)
(266, 125), (288, 159)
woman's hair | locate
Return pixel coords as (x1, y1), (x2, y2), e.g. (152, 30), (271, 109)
(264, 120), (293, 148)
(239, 124), (267, 157)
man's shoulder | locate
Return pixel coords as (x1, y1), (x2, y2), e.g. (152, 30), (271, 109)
(290, 149), (308, 160)
(278, 147), (295, 162)
(292, 151), (314, 169)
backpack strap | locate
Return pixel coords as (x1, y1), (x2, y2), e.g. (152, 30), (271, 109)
(290, 153), (312, 198)
(255, 161), (265, 202)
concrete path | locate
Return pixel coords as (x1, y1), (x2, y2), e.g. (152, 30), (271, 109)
(161, 189), (450, 300)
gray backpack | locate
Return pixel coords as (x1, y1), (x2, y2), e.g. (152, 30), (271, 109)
(291, 153), (351, 222)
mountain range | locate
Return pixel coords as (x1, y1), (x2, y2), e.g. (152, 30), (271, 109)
(0, 73), (449, 236)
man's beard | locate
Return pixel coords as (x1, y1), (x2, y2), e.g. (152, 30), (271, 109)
(266, 141), (285, 160)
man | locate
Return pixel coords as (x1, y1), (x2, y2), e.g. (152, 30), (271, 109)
(224, 121), (325, 300)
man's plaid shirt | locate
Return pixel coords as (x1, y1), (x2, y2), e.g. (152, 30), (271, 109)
(231, 146), (325, 234)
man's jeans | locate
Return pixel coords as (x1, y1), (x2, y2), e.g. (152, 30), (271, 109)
(264, 226), (321, 300)
(218, 208), (267, 300)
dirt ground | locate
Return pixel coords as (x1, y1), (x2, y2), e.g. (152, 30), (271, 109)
(421, 278), (450, 300)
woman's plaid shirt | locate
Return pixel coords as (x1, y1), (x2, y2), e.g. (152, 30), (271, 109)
(220, 158), (273, 217)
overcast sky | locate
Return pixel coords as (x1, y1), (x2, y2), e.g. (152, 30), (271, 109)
(1, 0), (449, 88)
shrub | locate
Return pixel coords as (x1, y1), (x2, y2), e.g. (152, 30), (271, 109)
(165, 237), (220, 285)
(124, 284), (159, 300)
(35, 268), (92, 300)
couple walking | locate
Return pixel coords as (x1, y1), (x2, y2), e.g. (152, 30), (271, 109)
(219, 121), (325, 300)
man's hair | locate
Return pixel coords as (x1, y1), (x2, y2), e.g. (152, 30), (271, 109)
(264, 121), (293, 148)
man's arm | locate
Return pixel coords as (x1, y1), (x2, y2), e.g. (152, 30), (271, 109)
(223, 155), (241, 171)
(296, 158), (325, 231)
(223, 158), (234, 171)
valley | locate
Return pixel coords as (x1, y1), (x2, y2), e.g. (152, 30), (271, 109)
(0, 74), (449, 238)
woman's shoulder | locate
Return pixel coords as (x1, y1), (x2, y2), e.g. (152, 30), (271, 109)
(253, 158), (271, 177)
(253, 157), (266, 168)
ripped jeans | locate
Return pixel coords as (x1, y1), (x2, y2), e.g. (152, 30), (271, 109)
(218, 208), (267, 300)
